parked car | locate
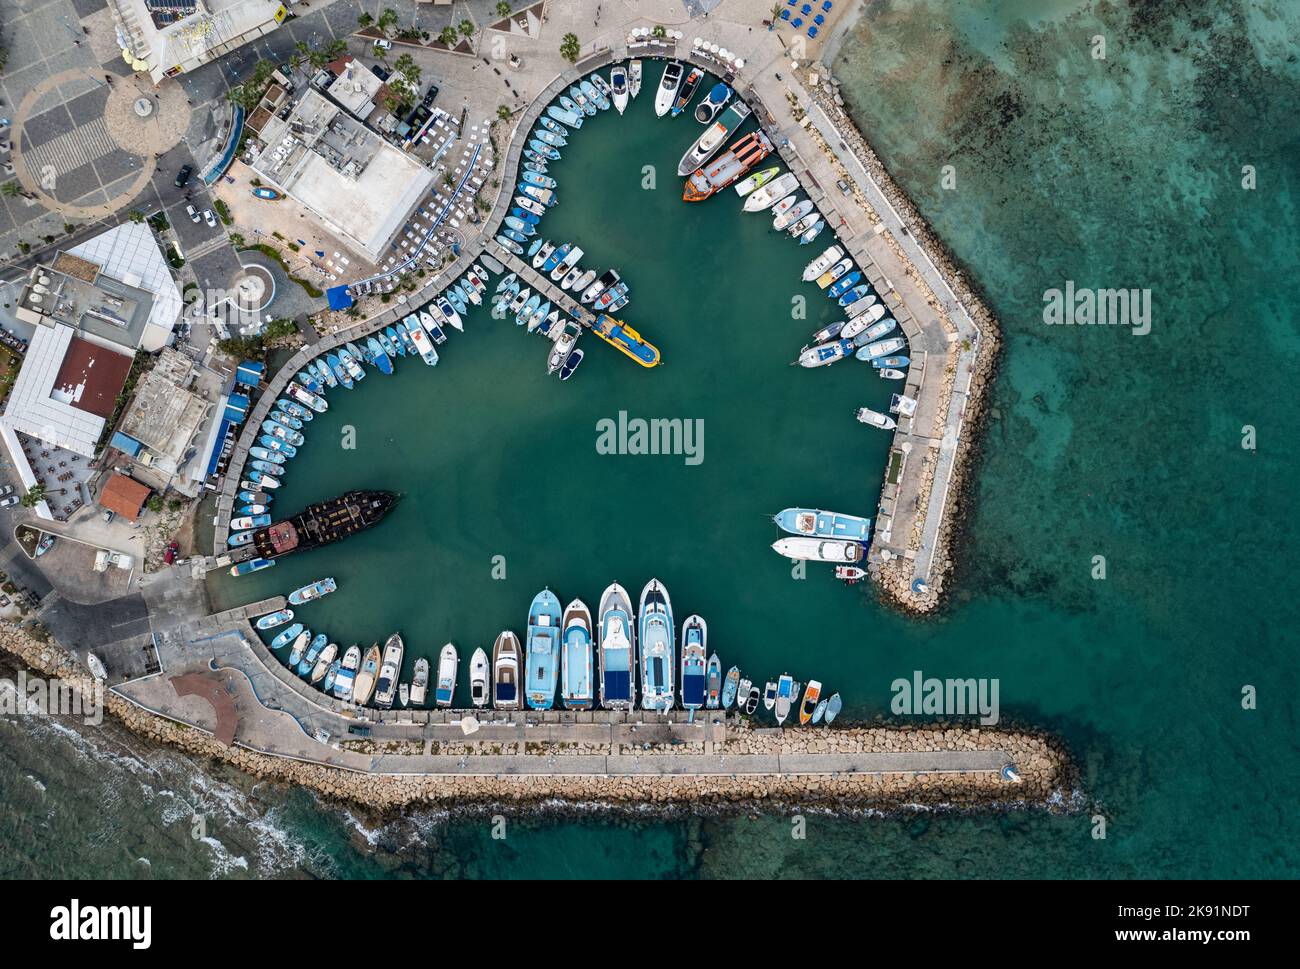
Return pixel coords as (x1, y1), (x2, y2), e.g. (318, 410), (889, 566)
(0, 485), (13, 497)
(203, 209), (217, 228)
(102, 510), (115, 523)
(0, 495), (19, 508)
(374, 38), (392, 52)
(185, 204), (199, 223)
(174, 164), (193, 188)
(836, 178), (852, 196)
(421, 84), (439, 106)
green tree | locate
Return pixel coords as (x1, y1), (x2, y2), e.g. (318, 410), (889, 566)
(559, 32), (580, 63)
(394, 52), (420, 87)
(495, 1), (511, 16)
(357, 12), (373, 27)
(652, 25), (667, 39)
(438, 26), (458, 45)
(145, 495), (164, 514)
(19, 484), (47, 509)
(496, 104), (512, 121)
(377, 7), (398, 33)
(459, 19), (476, 40)
(1, 181), (20, 198)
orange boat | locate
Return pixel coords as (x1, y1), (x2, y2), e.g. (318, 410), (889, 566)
(683, 131), (774, 202)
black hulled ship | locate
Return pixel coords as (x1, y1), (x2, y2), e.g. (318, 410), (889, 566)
(251, 490), (396, 560)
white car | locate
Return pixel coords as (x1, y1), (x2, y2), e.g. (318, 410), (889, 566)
(203, 209), (217, 228)
(186, 204), (199, 223)
(0, 485), (13, 497)
(0, 495), (19, 508)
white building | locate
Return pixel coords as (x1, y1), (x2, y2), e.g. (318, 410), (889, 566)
(108, 0), (288, 83)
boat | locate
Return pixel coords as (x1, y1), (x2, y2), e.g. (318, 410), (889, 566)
(527, 139), (560, 160)
(231, 511), (273, 531)
(297, 633), (326, 677)
(629, 59), (642, 99)
(558, 93), (581, 115)
(352, 644), (382, 705)
(387, 326), (410, 356)
(705, 652), (722, 709)
(505, 216), (536, 238)
(481, 253), (504, 274)
(337, 348), (365, 382)
(570, 268), (597, 293)
(410, 657), (429, 706)
(677, 100), (751, 175)
(799, 680), (822, 726)
(559, 347), (584, 380)
(744, 172), (799, 212)
(873, 355), (910, 370)
(310, 360), (337, 389)
(694, 82), (731, 123)
(295, 370), (321, 393)
(855, 407), (897, 430)
(435, 643), (458, 707)
(227, 531), (254, 548)
(251, 186), (282, 200)
(532, 126), (567, 147)
(515, 195), (547, 218)
(399, 683), (409, 707)
(812, 696), (829, 725)
(597, 583), (636, 710)
(532, 240), (556, 269)
(581, 268), (620, 303)
(744, 685), (760, 715)
(492, 631), (521, 710)
(287, 629), (311, 667)
(288, 577), (337, 605)
(610, 62), (629, 114)
(229, 557), (275, 576)
(524, 589), (562, 710)
(243, 491), (396, 564)
(567, 86), (595, 115)
(836, 565), (867, 584)
(326, 353), (351, 388)
(547, 105), (583, 128)
(797, 338), (854, 368)
(680, 615), (707, 711)
(772, 537), (866, 563)
(844, 314), (892, 342)
(309, 642), (337, 685)
(581, 78), (609, 111)
(878, 367), (907, 381)
(559, 261), (585, 290)
(515, 293), (541, 326)
(542, 242), (570, 273)
(333, 645), (361, 701)
(244, 469), (282, 489)
(494, 272), (518, 296)
(465, 647), (489, 708)
(671, 66), (702, 116)
(419, 310), (446, 344)
(734, 165), (780, 197)
(808, 320), (845, 344)
(373, 633), (404, 709)
(521, 170), (557, 189)
(527, 300), (551, 331)
(322, 659), (341, 694)
(550, 244), (583, 282)
(240, 488), (274, 504)
(405, 317), (439, 365)
(594, 279), (630, 311)
(799, 220), (826, 244)
(683, 131), (774, 201)
(721, 666), (741, 709)
(508, 287), (532, 316)
(375, 330), (401, 361)
(546, 322), (581, 375)
(788, 211), (820, 238)
(269, 622), (304, 650)
(860, 336), (907, 359)
(286, 382), (327, 412)
(638, 579), (675, 711)
(817, 257), (854, 289)
(763, 680), (778, 711)
(654, 61), (683, 117)
(774, 673), (795, 726)
(255, 609), (294, 630)
(775, 508), (872, 542)
(774, 198), (815, 232)
(824, 693), (843, 724)
(560, 599), (595, 710)
(802, 245), (845, 281)
(462, 271), (485, 303)
(247, 460), (283, 478)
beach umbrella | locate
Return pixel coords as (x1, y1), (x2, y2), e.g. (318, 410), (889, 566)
(459, 715), (480, 736)
(735, 59), (745, 69)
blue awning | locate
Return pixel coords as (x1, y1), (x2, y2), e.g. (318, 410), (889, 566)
(234, 360), (264, 386)
(205, 419), (233, 477)
(110, 431), (143, 457)
(326, 285), (354, 310)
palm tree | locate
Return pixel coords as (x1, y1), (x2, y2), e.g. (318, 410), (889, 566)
(20, 484), (47, 509)
(495, 1), (511, 16)
(559, 32), (580, 63)
(769, 2), (783, 29)
(2, 181), (21, 198)
(497, 104), (512, 121)
(377, 7), (398, 33)
(438, 26), (458, 46)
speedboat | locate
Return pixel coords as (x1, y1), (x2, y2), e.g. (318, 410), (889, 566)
(269, 622), (303, 650)
(559, 261), (585, 290)
(515, 195), (548, 218)
(527, 300), (552, 331)
(680, 615), (707, 711)
(744, 172), (799, 212)
(492, 631), (521, 710)
(333, 645), (361, 701)
(610, 63), (629, 114)
(516, 293), (541, 326)
(582, 268), (620, 304)
(405, 317), (439, 365)
(678, 100), (752, 175)
(734, 165), (780, 197)
(435, 643), (458, 707)
(570, 268), (597, 294)
(775, 508), (872, 542)
(837, 565), (867, 584)
(525, 590), (562, 710)
(353, 644), (382, 706)
(849, 316), (896, 344)
(799, 220), (826, 245)
(818, 257), (855, 289)
(532, 240), (556, 269)
(559, 347), (584, 381)
(771, 537), (866, 563)
(860, 335), (906, 359)
(288, 577), (337, 605)
(774, 674), (795, 726)
(705, 652), (722, 709)
(638, 579), (675, 712)
(744, 684), (761, 715)
(671, 66), (702, 116)
(799, 680), (822, 726)
(694, 82), (731, 123)
(469, 647), (490, 708)
(797, 338), (854, 368)
(256, 609), (294, 631)
(788, 211), (820, 238)
(598, 583), (636, 710)
(879, 367), (907, 381)
(229, 513), (270, 531)
(812, 696), (829, 725)
(828, 272), (863, 299)
(774, 198), (815, 232)
(313, 644), (338, 685)
(629, 59), (642, 98)
(550, 245), (583, 282)
(856, 407), (897, 430)
(654, 61), (683, 117)
(808, 320), (845, 344)
(373, 633), (404, 709)
(411, 658), (429, 706)
(763, 680), (778, 711)
(508, 287), (532, 316)
(542, 243), (570, 275)
(802, 245), (845, 281)
(547, 322), (580, 375)
(560, 599), (594, 710)
(824, 693), (843, 724)
(722, 668), (741, 710)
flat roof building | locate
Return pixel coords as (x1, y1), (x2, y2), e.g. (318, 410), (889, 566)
(107, 0), (288, 83)
(115, 348), (213, 482)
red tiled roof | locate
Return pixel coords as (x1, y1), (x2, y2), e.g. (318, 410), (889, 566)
(99, 473), (150, 521)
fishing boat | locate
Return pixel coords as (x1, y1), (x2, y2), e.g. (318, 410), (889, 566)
(435, 643), (458, 707)
(873, 355), (910, 370)
(878, 367), (907, 381)
(527, 300), (551, 331)
(240, 488), (274, 505)
(269, 623), (303, 650)
(567, 86), (595, 115)
(515, 195), (548, 218)
(558, 93), (581, 115)
(352, 644), (382, 705)
(671, 66), (703, 116)
(326, 353), (351, 388)
(508, 287), (532, 316)
(581, 268), (620, 303)
(227, 531), (254, 548)
(547, 104), (584, 128)
(542, 242), (570, 273)
(560, 599), (595, 710)
(531, 241), (556, 269)
(581, 78), (609, 111)
(797, 338), (854, 368)
(405, 317), (439, 365)
(295, 370), (321, 393)
(849, 316), (896, 344)
(229, 514), (270, 530)
(824, 693), (843, 724)
(521, 169), (557, 189)
(677, 100), (751, 175)
(410, 657), (429, 706)
(775, 508), (872, 542)
(629, 59), (642, 98)
(744, 684), (760, 715)
(527, 139), (560, 160)
(550, 244), (583, 282)
(495, 235), (523, 255)
(860, 336), (906, 359)
(705, 652), (723, 709)
(771, 537), (866, 563)
(532, 126), (567, 147)
(310, 360), (337, 389)
(597, 583), (636, 710)
(248, 447), (283, 465)
(798, 680), (823, 726)
(244, 468), (283, 489)
(775, 198), (815, 232)
(817, 258), (854, 289)
(683, 131), (774, 201)
(322, 659), (341, 694)
(763, 680), (778, 711)
(481, 253), (504, 274)
(525, 589), (562, 710)
(799, 220), (826, 244)
(594, 279), (630, 311)
(247, 460), (282, 478)
(469, 647), (490, 708)
(743, 171), (799, 212)
(286, 629), (312, 669)
(812, 696), (829, 725)
(855, 407), (897, 430)
(802, 245), (845, 281)
(734, 165), (780, 197)
(610, 62), (629, 113)
(287, 382), (327, 412)
(680, 615), (708, 711)
(256, 609), (294, 630)
(492, 631), (521, 710)
(375, 330), (401, 362)
(774, 673), (795, 726)
(638, 579), (675, 712)
(297, 633), (326, 677)
(463, 271), (486, 304)
(288, 577), (337, 605)
(559, 347), (584, 380)
(373, 633), (404, 709)
(828, 272), (863, 299)
(721, 666), (741, 709)
(310, 642), (338, 685)
(694, 82), (731, 123)
(333, 645), (361, 701)
(547, 322), (581, 375)
(836, 565), (867, 584)
(337, 347), (365, 382)
(516, 294), (541, 326)
(654, 61), (684, 117)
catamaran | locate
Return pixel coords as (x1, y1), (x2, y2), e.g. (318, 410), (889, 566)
(561, 599), (595, 710)
(610, 62), (629, 114)
(493, 631), (521, 710)
(771, 537), (866, 563)
(373, 632), (404, 709)
(525, 589), (562, 710)
(598, 583), (636, 710)
(680, 614), (708, 711)
(683, 131), (773, 201)
(654, 61), (684, 117)
(435, 643), (458, 707)
(638, 579), (675, 712)
(775, 508), (872, 542)
(677, 101), (751, 175)
(469, 647), (490, 708)
(353, 644), (382, 706)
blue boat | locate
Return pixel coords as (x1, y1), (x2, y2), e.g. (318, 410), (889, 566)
(287, 628), (313, 667)
(504, 216), (536, 237)
(366, 336), (393, 374)
(568, 86), (596, 115)
(322, 660), (341, 694)
(248, 446), (284, 464)
(243, 469), (280, 489)
(580, 79), (609, 111)
(496, 234), (524, 254)
(520, 183), (557, 206)
(721, 666), (741, 710)
(509, 207), (541, 225)
(255, 609), (293, 631)
(548, 104), (583, 128)
(680, 615), (707, 711)
(828, 272), (862, 299)
(257, 436), (296, 458)
(236, 503), (267, 516)
(774, 508), (872, 541)
(297, 633), (327, 677)
(227, 531), (253, 547)
(260, 420), (303, 447)
(542, 242), (570, 274)
(310, 359), (337, 389)
(516, 293), (540, 326)
(527, 139), (560, 160)
(276, 398), (311, 421)
(239, 489), (272, 505)
(837, 284), (871, 308)
(337, 347), (366, 382)
(796, 338), (854, 368)
(231, 557), (275, 577)
(269, 623), (303, 650)
(558, 94), (582, 116)
(269, 408), (302, 430)
(501, 226), (528, 244)
(705, 652), (723, 709)
(872, 354), (910, 369)
(377, 329), (400, 359)
(694, 82), (732, 123)
(326, 353), (352, 389)
(525, 589), (563, 710)
(289, 577), (337, 606)
(249, 459), (283, 477)
(522, 158), (550, 175)
(538, 116), (568, 136)
(598, 583), (636, 710)
(295, 370), (321, 393)
(799, 219), (826, 244)
(560, 599), (595, 710)
(521, 170), (557, 189)
(638, 579), (675, 712)
(532, 126), (567, 148)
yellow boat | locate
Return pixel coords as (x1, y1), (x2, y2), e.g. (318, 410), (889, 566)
(589, 314), (661, 368)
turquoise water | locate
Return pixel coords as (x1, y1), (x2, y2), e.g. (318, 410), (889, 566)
(3, 0), (1298, 879)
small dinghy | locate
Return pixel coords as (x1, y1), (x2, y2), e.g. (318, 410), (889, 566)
(823, 693), (843, 724)
(836, 565), (867, 584)
(812, 697), (829, 725)
(399, 682), (410, 707)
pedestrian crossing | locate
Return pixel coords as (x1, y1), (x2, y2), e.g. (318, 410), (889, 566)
(24, 117), (118, 180)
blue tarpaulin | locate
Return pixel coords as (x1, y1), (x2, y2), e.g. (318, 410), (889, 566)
(109, 431), (143, 457)
(223, 393), (249, 424)
(205, 419), (233, 477)
(326, 285), (354, 310)
(234, 360), (264, 387)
